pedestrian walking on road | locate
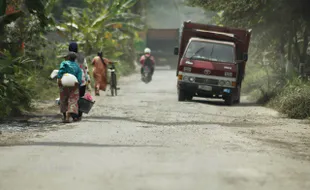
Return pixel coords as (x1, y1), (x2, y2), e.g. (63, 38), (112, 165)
(91, 52), (111, 96)
(57, 51), (82, 123)
(69, 42), (91, 121)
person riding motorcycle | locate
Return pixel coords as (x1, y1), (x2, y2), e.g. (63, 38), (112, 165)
(140, 48), (155, 77)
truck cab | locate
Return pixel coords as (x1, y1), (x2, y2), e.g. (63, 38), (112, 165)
(175, 21), (251, 105)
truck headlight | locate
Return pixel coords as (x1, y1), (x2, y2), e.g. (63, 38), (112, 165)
(183, 76), (189, 81)
(225, 81), (231, 86)
(219, 80), (225, 86)
(189, 77), (195, 82)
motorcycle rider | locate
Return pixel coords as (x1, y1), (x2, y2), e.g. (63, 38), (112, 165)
(140, 48), (155, 78)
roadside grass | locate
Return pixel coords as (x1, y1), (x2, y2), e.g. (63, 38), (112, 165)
(242, 63), (310, 119)
(268, 78), (310, 119)
(242, 64), (284, 104)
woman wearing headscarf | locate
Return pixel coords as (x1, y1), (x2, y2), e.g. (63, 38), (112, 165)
(69, 42), (90, 121)
(57, 51), (82, 123)
(91, 52), (110, 96)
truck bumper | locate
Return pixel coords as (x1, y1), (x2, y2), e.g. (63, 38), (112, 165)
(178, 81), (236, 98)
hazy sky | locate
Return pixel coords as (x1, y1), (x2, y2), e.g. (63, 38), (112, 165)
(146, 0), (215, 29)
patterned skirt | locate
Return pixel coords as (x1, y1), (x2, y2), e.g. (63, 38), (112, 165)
(59, 86), (79, 114)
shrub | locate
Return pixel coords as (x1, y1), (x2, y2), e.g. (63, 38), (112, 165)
(0, 53), (32, 118)
(242, 63), (285, 104)
(269, 78), (310, 119)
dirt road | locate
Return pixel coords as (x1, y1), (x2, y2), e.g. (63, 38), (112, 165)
(1, 70), (310, 190)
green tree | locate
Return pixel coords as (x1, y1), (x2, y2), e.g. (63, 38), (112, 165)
(57, 0), (143, 70)
(0, 0), (59, 118)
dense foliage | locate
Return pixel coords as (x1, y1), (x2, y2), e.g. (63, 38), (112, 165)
(57, 0), (143, 75)
(0, 0), (143, 118)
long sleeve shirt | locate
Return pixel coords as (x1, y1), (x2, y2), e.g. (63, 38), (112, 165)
(57, 60), (82, 85)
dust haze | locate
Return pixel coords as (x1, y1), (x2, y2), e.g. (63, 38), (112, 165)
(147, 0), (215, 29)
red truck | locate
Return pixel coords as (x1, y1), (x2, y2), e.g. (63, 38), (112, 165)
(174, 21), (252, 105)
(146, 29), (179, 68)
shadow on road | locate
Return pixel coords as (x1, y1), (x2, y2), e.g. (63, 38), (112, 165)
(0, 141), (164, 148)
(253, 137), (310, 162)
(82, 116), (271, 128)
(1, 114), (271, 132)
(192, 99), (259, 107)
(83, 116), (216, 126)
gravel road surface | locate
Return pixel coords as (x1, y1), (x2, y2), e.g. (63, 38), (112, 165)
(0, 70), (310, 190)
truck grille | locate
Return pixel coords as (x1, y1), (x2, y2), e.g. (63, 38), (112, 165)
(195, 78), (218, 85)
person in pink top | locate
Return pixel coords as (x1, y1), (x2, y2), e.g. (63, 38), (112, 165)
(140, 48), (155, 76)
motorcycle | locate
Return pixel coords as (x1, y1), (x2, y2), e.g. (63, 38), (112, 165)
(141, 65), (152, 83)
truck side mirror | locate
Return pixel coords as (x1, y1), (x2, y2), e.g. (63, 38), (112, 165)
(243, 53), (248, 62)
(174, 47), (179, 55)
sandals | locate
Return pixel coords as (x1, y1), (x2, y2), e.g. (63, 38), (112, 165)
(73, 117), (81, 122)
(62, 112), (82, 123)
(62, 117), (71, 123)
(62, 112), (71, 123)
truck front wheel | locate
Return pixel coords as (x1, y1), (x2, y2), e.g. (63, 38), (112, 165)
(224, 96), (234, 106)
(234, 85), (241, 104)
(234, 96), (240, 104)
(186, 94), (193, 101)
(178, 89), (186, 101)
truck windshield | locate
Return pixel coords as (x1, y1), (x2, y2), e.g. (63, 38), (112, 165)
(185, 41), (235, 63)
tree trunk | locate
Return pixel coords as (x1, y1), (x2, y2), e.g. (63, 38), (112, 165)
(288, 31), (293, 62)
(286, 31), (293, 74)
(278, 33), (285, 72)
(293, 21), (301, 65)
(0, 0), (7, 51)
(301, 25), (309, 63)
(299, 25), (309, 77)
